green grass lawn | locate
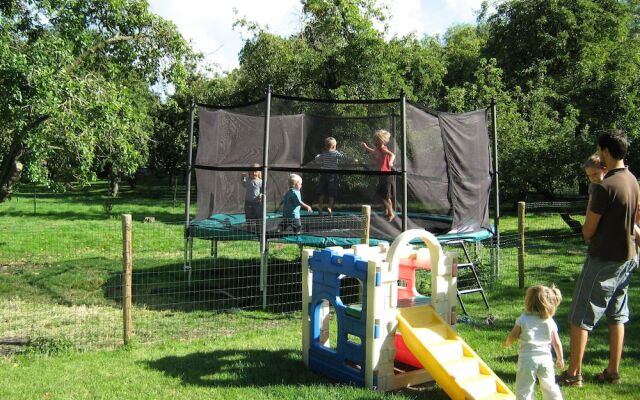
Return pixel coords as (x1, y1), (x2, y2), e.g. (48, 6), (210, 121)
(1, 181), (639, 399)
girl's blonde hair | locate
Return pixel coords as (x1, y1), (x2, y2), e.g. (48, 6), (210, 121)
(524, 284), (562, 319)
(374, 129), (391, 145)
(582, 153), (605, 170)
(324, 137), (337, 151)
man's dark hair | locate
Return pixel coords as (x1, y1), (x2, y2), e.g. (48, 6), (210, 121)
(597, 129), (628, 160)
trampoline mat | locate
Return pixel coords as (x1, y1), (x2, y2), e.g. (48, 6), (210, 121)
(188, 211), (492, 246)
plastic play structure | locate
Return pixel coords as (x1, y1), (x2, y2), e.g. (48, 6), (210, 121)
(302, 229), (514, 399)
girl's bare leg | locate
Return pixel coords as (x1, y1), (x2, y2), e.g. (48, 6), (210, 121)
(383, 198), (394, 221)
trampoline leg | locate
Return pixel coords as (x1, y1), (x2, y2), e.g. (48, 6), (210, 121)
(261, 241), (270, 310)
(183, 238), (189, 270)
(183, 237), (193, 286)
(183, 237), (193, 271)
(211, 239), (217, 257)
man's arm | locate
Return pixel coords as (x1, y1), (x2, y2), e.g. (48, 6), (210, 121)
(582, 209), (602, 243)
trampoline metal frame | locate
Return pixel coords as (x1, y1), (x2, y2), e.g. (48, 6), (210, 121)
(182, 88), (502, 308)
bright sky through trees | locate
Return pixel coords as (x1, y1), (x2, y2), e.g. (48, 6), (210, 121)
(147, 0), (484, 73)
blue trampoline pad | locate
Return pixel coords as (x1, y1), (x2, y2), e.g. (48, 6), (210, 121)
(188, 211), (492, 247)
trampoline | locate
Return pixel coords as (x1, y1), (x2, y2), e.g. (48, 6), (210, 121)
(183, 90), (499, 310)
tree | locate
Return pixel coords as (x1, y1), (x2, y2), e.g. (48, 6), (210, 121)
(206, 0), (448, 104)
(0, 0), (194, 201)
(442, 24), (486, 90)
(476, 0), (640, 197)
(199, 0), (640, 201)
(481, 0), (640, 180)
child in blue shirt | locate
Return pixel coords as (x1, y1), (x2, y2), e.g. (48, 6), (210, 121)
(280, 173), (312, 234)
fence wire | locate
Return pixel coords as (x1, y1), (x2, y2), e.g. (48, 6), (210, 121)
(476, 202), (587, 290)
(1, 200), (592, 350)
(0, 220), (124, 351)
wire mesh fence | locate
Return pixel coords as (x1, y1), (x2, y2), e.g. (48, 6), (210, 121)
(0, 199), (591, 351)
(184, 214), (369, 313)
(0, 219), (124, 351)
(471, 201), (587, 291)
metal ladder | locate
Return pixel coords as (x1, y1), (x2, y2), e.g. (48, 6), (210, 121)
(446, 239), (490, 315)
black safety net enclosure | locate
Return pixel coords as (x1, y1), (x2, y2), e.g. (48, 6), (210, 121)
(191, 94), (493, 241)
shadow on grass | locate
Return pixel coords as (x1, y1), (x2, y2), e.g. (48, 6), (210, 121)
(103, 256), (305, 313)
(0, 257), (120, 307)
(487, 368), (516, 384)
(146, 349), (321, 387)
(0, 207), (184, 224)
(5, 178), (187, 223)
(145, 349), (451, 399)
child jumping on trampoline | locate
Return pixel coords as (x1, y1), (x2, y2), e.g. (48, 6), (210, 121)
(241, 164), (263, 221)
(279, 173), (312, 234)
(361, 129), (396, 222)
(503, 284), (564, 400)
(314, 136), (357, 216)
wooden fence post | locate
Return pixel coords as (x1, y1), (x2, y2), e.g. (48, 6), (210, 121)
(518, 202), (525, 289)
(361, 205), (371, 245)
(122, 214), (133, 345)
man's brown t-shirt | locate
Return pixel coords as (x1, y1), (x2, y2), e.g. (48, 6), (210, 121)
(588, 167), (639, 262)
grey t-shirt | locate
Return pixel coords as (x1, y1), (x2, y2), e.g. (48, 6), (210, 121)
(588, 167), (639, 262)
(243, 177), (262, 203)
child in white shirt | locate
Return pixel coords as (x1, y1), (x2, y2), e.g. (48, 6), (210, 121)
(504, 285), (565, 399)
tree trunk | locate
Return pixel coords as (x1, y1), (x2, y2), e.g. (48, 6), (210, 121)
(530, 181), (582, 234)
(171, 171), (177, 187)
(560, 213), (583, 234)
(110, 174), (120, 198)
(0, 161), (23, 202)
(0, 114), (50, 203)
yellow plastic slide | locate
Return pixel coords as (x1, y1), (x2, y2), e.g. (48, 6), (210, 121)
(397, 305), (515, 400)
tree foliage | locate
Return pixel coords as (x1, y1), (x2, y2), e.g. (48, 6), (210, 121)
(0, 0), (194, 199)
(189, 0), (640, 200)
(5, 0), (640, 202)
(479, 0), (640, 197)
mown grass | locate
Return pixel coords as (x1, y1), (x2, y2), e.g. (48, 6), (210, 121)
(1, 181), (639, 399)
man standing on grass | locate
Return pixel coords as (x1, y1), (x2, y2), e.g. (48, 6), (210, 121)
(557, 129), (639, 387)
